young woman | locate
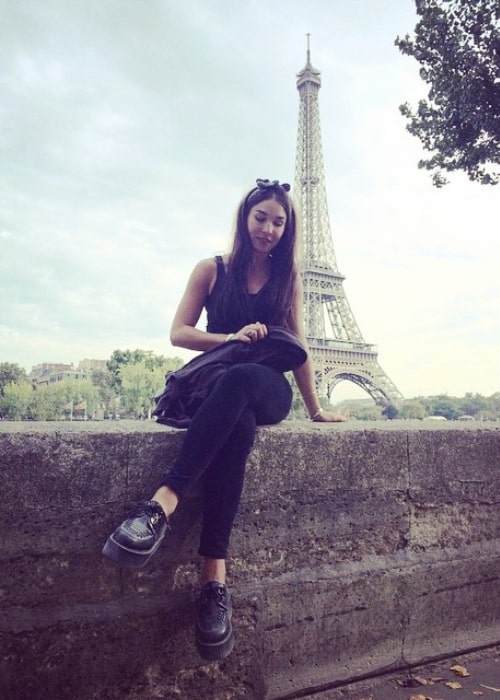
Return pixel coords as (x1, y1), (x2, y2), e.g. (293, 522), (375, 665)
(103, 179), (345, 661)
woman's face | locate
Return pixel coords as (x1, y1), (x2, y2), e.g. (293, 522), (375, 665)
(246, 197), (287, 256)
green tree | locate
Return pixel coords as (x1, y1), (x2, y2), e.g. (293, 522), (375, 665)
(482, 392), (500, 420)
(459, 391), (489, 417)
(29, 386), (52, 421)
(355, 405), (384, 421)
(107, 349), (183, 388)
(382, 403), (399, 420)
(0, 380), (33, 419)
(107, 349), (148, 388)
(424, 394), (461, 420)
(41, 380), (75, 420)
(74, 378), (100, 419)
(90, 368), (118, 417)
(28, 378), (86, 420)
(488, 392), (500, 416)
(399, 398), (427, 420)
(396, 0), (500, 186)
(0, 362), (27, 396)
(119, 361), (170, 419)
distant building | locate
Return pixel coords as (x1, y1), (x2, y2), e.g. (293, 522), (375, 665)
(30, 359), (106, 386)
(78, 359), (108, 372)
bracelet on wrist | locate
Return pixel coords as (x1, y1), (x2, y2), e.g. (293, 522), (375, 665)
(310, 408), (324, 420)
(225, 333), (236, 342)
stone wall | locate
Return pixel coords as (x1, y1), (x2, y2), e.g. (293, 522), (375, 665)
(1, 420), (499, 700)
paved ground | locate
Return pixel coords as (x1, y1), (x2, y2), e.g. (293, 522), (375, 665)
(322, 646), (500, 700)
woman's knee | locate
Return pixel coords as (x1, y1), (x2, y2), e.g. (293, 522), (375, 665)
(218, 363), (254, 387)
(213, 363), (292, 423)
(218, 363), (280, 394)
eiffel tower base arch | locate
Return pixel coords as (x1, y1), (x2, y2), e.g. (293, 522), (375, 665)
(313, 352), (403, 407)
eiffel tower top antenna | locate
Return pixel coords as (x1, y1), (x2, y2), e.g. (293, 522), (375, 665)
(293, 37), (403, 405)
(295, 36), (340, 279)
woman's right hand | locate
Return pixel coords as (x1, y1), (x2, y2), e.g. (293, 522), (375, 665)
(233, 322), (268, 344)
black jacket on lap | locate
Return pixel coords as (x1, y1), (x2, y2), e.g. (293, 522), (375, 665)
(153, 327), (307, 428)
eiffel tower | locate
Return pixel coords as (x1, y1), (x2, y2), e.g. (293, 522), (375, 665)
(293, 38), (403, 406)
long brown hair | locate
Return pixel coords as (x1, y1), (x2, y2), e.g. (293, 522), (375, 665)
(215, 180), (299, 326)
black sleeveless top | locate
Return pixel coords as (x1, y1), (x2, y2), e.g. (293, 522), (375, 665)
(205, 256), (277, 334)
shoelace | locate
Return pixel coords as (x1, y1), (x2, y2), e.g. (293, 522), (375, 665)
(132, 502), (164, 526)
(199, 585), (229, 621)
(148, 510), (163, 525)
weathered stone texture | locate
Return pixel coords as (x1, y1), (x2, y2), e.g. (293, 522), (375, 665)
(0, 420), (499, 699)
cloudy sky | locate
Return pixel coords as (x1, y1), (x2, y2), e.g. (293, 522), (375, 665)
(1, 0), (498, 403)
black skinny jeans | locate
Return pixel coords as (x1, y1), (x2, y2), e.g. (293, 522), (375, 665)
(160, 363), (292, 559)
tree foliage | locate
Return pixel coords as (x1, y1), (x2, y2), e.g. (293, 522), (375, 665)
(0, 350), (184, 420)
(107, 348), (181, 387)
(0, 362), (27, 396)
(90, 368), (117, 416)
(382, 404), (399, 420)
(396, 0), (500, 186)
(335, 392), (500, 421)
(119, 359), (182, 419)
(1, 380), (33, 419)
(398, 398), (427, 420)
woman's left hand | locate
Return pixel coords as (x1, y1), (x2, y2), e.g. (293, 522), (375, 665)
(234, 321), (268, 344)
(312, 409), (347, 423)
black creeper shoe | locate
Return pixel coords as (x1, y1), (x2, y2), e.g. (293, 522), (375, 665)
(102, 500), (170, 568)
(195, 581), (234, 661)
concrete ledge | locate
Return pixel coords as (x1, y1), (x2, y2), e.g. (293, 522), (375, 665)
(0, 420), (499, 699)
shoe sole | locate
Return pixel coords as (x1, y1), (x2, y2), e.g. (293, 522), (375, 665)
(196, 626), (235, 661)
(102, 532), (163, 569)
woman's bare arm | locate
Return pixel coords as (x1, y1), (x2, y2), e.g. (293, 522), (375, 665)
(170, 258), (229, 351)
